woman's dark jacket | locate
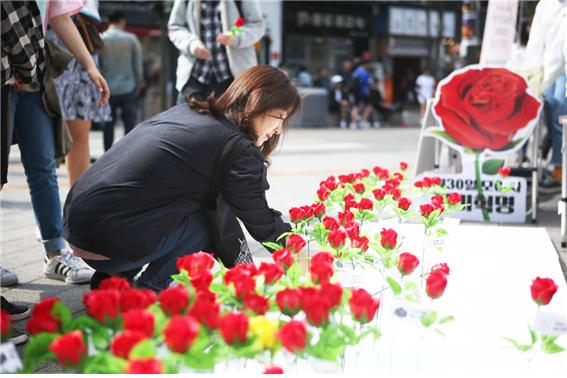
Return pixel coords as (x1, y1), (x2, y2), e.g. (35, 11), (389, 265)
(63, 104), (290, 261)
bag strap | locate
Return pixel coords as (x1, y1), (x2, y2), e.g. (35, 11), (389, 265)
(206, 132), (249, 210)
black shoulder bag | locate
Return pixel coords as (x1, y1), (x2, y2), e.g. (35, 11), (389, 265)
(72, 13), (105, 54)
(204, 132), (254, 267)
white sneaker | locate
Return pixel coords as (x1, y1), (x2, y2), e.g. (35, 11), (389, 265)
(339, 120), (347, 129)
(359, 121), (371, 129)
(43, 251), (94, 284)
(538, 194), (561, 212)
(350, 122), (358, 130)
(373, 121), (382, 128)
(0, 266), (18, 287)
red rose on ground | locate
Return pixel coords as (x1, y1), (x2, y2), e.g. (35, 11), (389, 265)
(357, 198), (374, 210)
(338, 210), (354, 225)
(447, 192), (462, 205)
(349, 288), (380, 324)
(276, 288), (302, 317)
(420, 204), (435, 217)
(431, 195), (444, 209)
(232, 275), (257, 301)
(317, 186), (330, 201)
(301, 290), (332, 327)
(289, 207), (305, 223)
(189, 298), (220, 329)
(1, 310), (11, 338)
(498, 166), (511, 177)
(312, 202), (326, 218)
(84, 289), (121, 323)
(431, 262), (450, 275)
(398, 197), (411, 211)
(414, 180), (423, 188)
(164, 315), (200, 353)
(328, 229), (347, 249)
(380, 228), (397, 249)
(287, 234), (306, 253)
(111, 330), (147, 359)
(388, 187), (401, 200)
(27, 312), (60, 335)
(345, 222), (360, 239)
(373, 188), (386, 200)
(339, 173), (355, 184)
(126, 358), (163, 374)
(259, 262), (284, 284)
(353, 182), (365, 193)
(176, 251), (215, 274)
(219, 312), (249, 345)
(120, 289), (157, 313)
(190, 270), (213, 291)
(431, 177), (441, 186)
(272, 248), (295, 270)
(49, 330), (87, 367)
(99, 277), (131, 292)
(394, 172), (404, 181)
(159, 285), (189, 316)
(234, 17), (245, 27)
(277, 320), (307, 353)
(244, 294), (269, 315)
(263, 366), (284, 374)
(397, 253), (420, 276)
(344, 193), (357, 210)
(123, 309), (155, 338)
(321, 282), (343, 308)
(400, 162), (408, 170)
(426, 270), (448, 299)
(322, 216), (339, 231)
(352, 236), (369, 252)
(310, 262), (334, 285)
(530, 277), (559, 306)
(311, 251), (334, 266)
(301, 205), (315, 220)
(434, 67), (540, 151)
(32, 297), (59, 315)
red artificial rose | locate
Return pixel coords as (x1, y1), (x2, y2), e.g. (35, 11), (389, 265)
(414, 180), (424, 188)
(420, 204), (435, 217)
(353, 182), (365, 193)
(123, 309), (155, 338)
(321, 282), (343, 308)
(289, 207), (305, 223)
(301, 290), (332, 327)
(27, 312), (60, 335)
(344, 194), (357, 210)
(49, 330), (87, 367)
(276, 288), (302, 317)
(224, 264), (258, 283)
(232, 275), (257, 301)
(400, 162), (408, 171)
(397, 252), (420, 276)
(164, 315), (200, 353)
(338, 210), (354, 225)
(189, 297), (220, 329)
(1, 310), (11, 338)
(99, 277), (131, 292)
(357, 198), (374, 210)
(349, 289), (380, 324)
(120, 289), (157, 313)
(328, 229), (347, 249)
(272, 248), (295, 270)
(259, 262), (284, 285)
(394, 172), (404, 181)
(388, 187), (401, 200)
(263, 366), (284, 374)
(234, 17), (245, 27)
(287, 234), (306, 253)
(360, 168), (370, 177)
(345, 222), (360, 239)
(322, 216), (339, 231)
(398, 197), (411, 211)
(311, 251), (334, 266)
(244, 293), (270, 315)
(32, 297), (59, 316)
(196, 288), (217, 304)
(277, 320), (307, 353)
(317, 186), (330, 201)
(530, 277), (559, 306)
(447, 192), (462, 206)
(380, 228), (398, 249)
(426, 270), (448, 299)
(498, 166), (511, 177)
(431, 195), (444, 209)
(126, 358), (163, 374)
(310, 262), (334, 285)
(422, 177), (433, 187)
(84, 289), (121, 323)
(431, 262), (450, 275)
(339, 173), (355, 184)
(190, 270), (213, 291)
(431, 177), (441, 186)
(373, 188), (386, 200)
(111, 330), (147, 359)
(219, 312), (249, 345)
(352, 236), (369, 252)
(386, 178), (401, 188)
(434, 67), (540, 151)
(176, 251), (215, 274)
(312, 202), (326, 218)
(159, 285), (190, 316)
(299, 206), (313, 220)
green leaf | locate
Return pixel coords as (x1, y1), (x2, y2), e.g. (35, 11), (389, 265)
(420, 311), (437, 328)
(22, 333), (58, 373)
(128, 339), (156, 359)
(386, 276), (402, 295)
(439, 315), (455, 324)
(276, 231), (294, 242)
(541, 340), (566, 354)
(403, 281), (418, 292)
(528, 325), (537, 345)
(286, 262), (303, 285)
(428, 129), (458, 145)
(435, 228), (449, 237)
(502, 337), (533, 352)
(404, 294), (419, 303)
(83, 353), (128, 374)
(262, 241), (283, 251)
(51, 302), (72, 333)
(481, 159), (505, 175)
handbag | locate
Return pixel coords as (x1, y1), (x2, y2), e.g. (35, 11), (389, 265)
(72, 13), (105, 54)
(204, 132), (254, 267)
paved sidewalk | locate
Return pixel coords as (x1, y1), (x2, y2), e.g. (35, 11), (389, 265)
(1, 126), (566, 372)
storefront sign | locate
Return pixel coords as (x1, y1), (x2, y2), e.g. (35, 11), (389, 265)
(389, 7), (456, 38)
(296, 12), (367, 31)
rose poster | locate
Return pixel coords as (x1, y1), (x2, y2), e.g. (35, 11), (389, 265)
(426, 65), (542, 222)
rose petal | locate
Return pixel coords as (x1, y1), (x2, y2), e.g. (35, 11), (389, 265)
(440, 69), (485, 125)
(435, 101), (491, 150)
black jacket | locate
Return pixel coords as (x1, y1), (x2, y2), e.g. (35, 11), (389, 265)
(63, 104), (290, 261)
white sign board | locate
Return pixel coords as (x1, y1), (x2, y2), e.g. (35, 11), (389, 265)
(480, 0), (519, 66)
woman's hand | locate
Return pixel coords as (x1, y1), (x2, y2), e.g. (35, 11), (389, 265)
(216, 33), (236, 47)
(87, 67), (110, 107)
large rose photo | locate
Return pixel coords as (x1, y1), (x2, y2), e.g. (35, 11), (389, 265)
(430, 65), (541, 153)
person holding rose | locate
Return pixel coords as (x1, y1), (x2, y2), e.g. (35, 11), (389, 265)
(168, 0), (265, 103)
(62, 65), (300, 292)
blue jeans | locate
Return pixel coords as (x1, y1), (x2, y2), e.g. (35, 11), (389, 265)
(84, 211), (212, 292)
(11, 90), (66, 254)
(103, 92), (137, 151)
(544, 73), (567, 166)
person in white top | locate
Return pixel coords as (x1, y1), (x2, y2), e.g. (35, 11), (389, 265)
(415, 68), (436, 117)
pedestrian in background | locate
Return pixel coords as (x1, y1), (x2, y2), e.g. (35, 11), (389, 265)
(168, 0), (265, 103)
(349, 59), (373, 129)
(415, 67), (436, 117)
(99, 11), (143, 151)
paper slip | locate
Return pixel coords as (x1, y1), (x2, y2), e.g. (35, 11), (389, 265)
(0, 342), (22, 373)
(534, 312), (567, 336)
(389, 296), (431, 322)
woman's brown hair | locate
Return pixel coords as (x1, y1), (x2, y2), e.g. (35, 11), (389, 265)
(187, 65), (301, 160)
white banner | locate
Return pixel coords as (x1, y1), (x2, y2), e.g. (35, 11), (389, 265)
(480, 0), (519, 66)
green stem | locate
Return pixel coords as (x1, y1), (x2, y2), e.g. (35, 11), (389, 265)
(474, 152), (490, 221)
